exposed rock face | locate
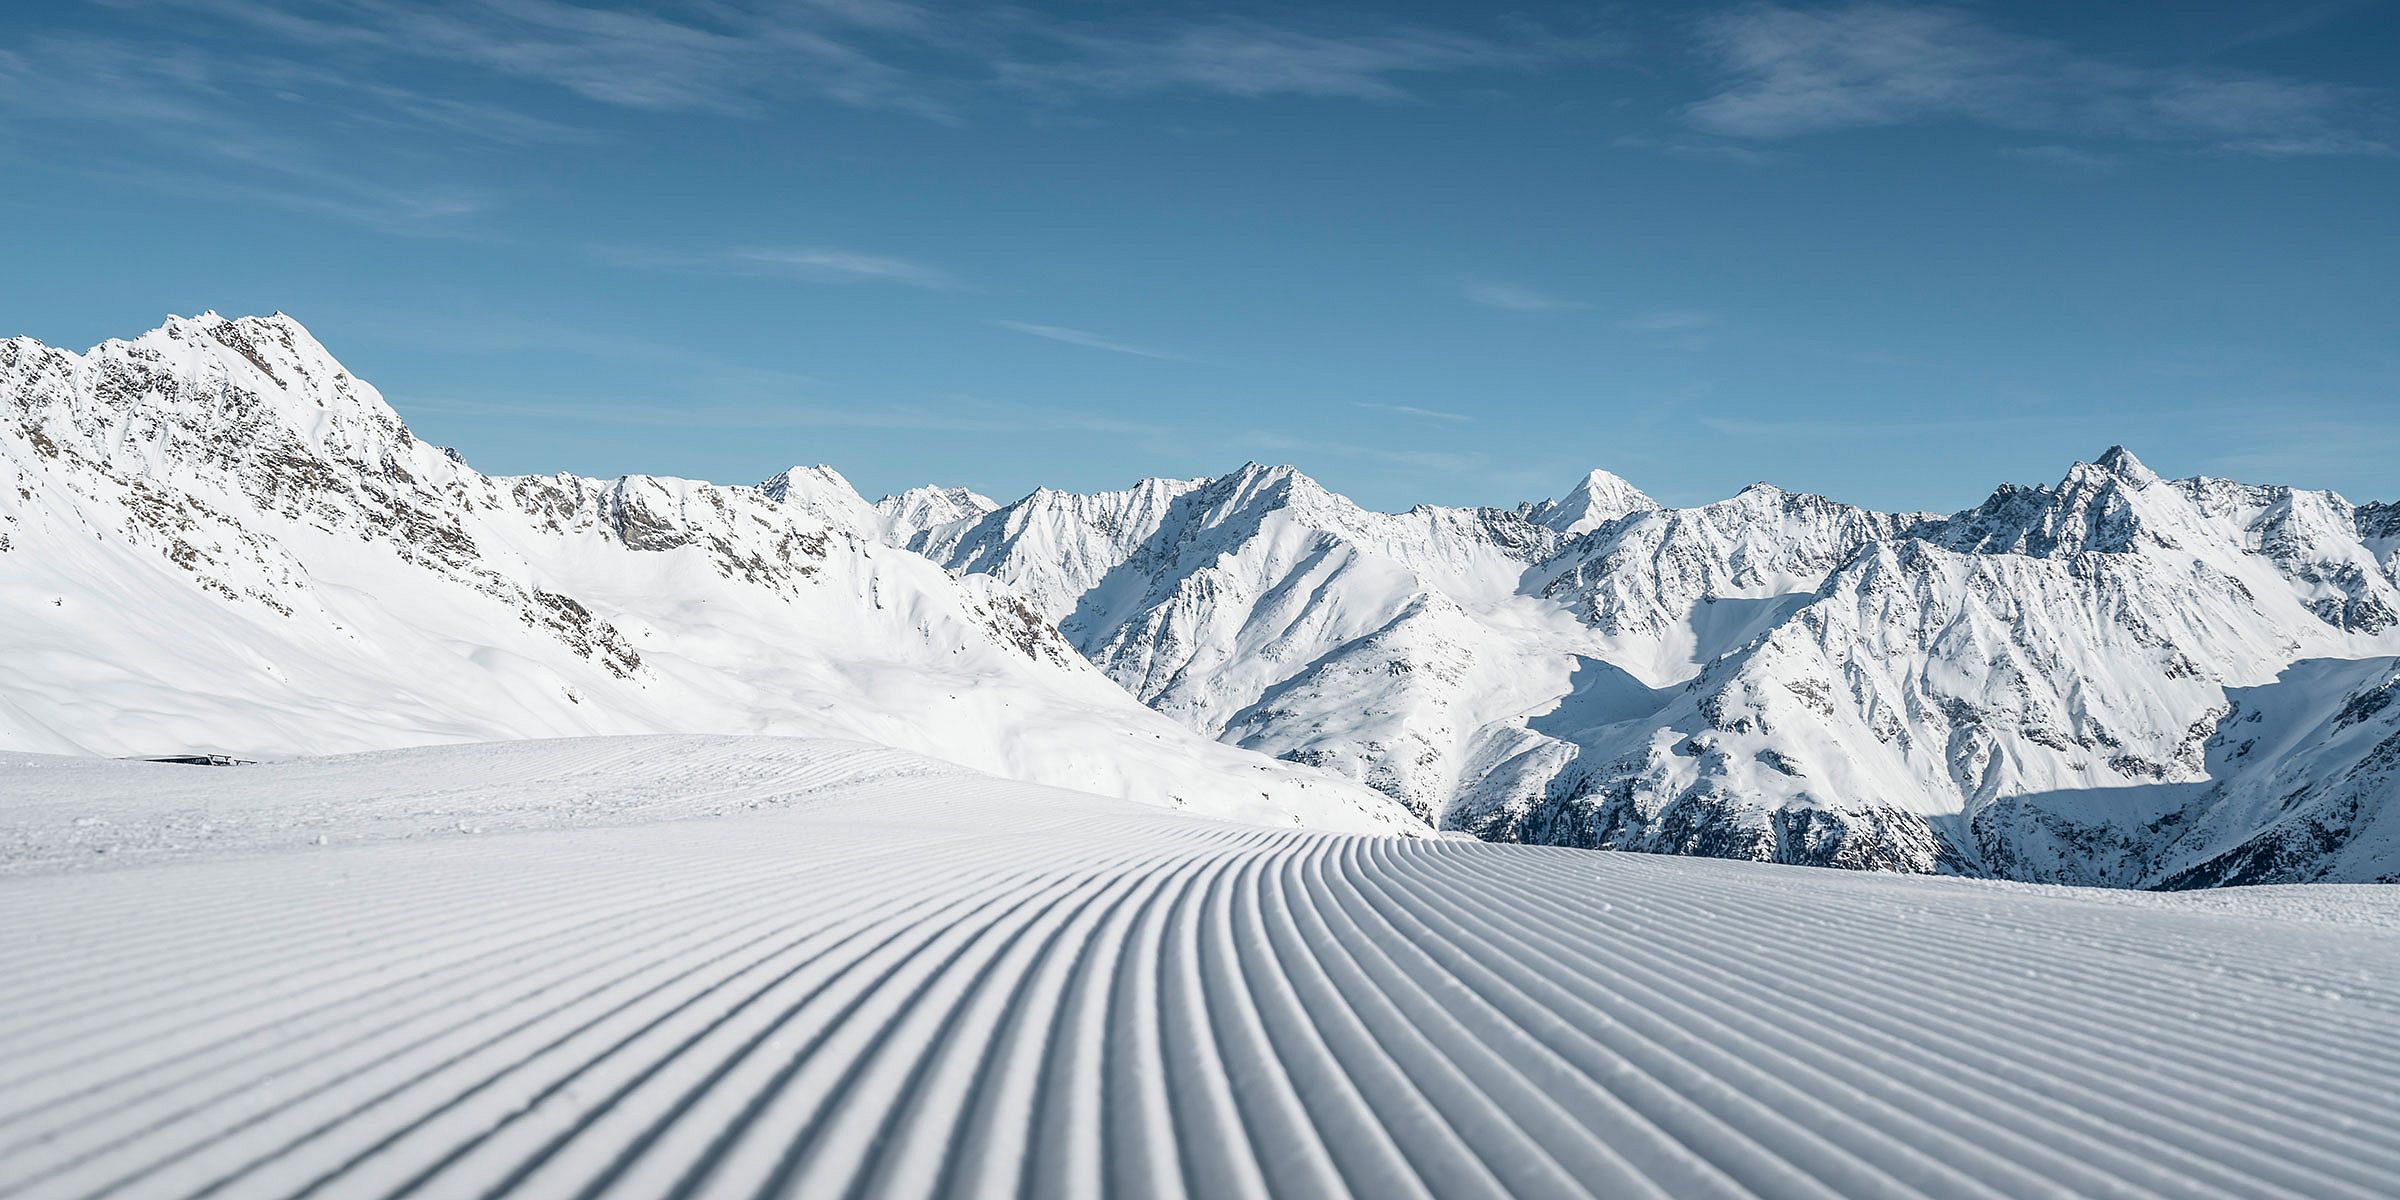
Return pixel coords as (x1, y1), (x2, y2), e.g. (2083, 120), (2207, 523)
(2145, 657), (2400, 887)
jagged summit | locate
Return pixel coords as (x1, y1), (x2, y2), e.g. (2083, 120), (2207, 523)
(1933, 446), (2180, 556)
(875, 484), (997, 544)
(1216, 461), (1331, 505)
(2093, 443), (2160, 485)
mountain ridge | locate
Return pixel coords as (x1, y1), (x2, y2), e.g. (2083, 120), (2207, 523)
(847, 443), (2400, 886)
(8, 313), (2396, 884)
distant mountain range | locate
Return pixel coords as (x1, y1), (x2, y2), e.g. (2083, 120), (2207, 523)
(7, 314), (2396, 885)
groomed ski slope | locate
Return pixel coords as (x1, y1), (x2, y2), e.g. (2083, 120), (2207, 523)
(4, 738), (2398, 1200)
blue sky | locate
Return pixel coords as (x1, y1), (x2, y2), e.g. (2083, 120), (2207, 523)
(3, 1), (2395, 512)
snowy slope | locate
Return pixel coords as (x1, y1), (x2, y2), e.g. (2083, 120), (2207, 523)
(2361, 501), (2400, 579)
(12, 312), (2397, 881)
(877, 483), (997, 543)
(2147, 656), (2400, 887)
(0, 315), (1418, 835)
(882, 451), (2400, 884)
(881, 464), (1585, 823)
(1577, 454), (2400, 883)
(4, 741), (2397, 1198)
(0, 735), (968, 874)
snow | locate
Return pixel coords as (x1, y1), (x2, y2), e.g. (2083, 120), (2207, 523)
(875, 483), (998, 544)
(1525, 468), (1658, 537)
(0, 315), (1418, 837)
(10, 312), (2400, 883)
(0, 736), (963, 873)
(886, 445), (2400, 883)
(3, 737), (2396, 1198)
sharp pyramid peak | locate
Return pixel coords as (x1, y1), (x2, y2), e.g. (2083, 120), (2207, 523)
(2091, 444), (2160, 485)
(1535, 467), (1658, 535)
(1572, 468), (1657, 506)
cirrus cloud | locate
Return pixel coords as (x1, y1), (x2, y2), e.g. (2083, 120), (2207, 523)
(991, 320), (1179, 360)
(1687, 3), (2391, 157)
(1463, 282), (1586, 312)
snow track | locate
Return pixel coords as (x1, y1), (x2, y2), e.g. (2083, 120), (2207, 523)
(5, 747), (2398, 1199)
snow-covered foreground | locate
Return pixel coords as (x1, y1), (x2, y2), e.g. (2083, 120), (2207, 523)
(5, 740), (2399, 1200)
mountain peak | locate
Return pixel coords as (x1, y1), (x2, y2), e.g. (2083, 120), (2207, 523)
(19, 310), (423, 468)
(879, 483), (995, 510)
(153, 310), (323, 353)
(1220, 461), (1331, 502)
(1230, 461), (1304, 483)
(1571, 468), (1652, 504)
(761, 463), (855, 499)
(760, 464), (878, 530)
(876, 483), (998, 541)
(1532, 468), (1656, 536)
(2092, 445), (2160, 486)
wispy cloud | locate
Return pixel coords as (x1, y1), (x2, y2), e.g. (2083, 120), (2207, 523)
(100, 0), (1598, 126)
(1612, 134), (1781, 166)
(408, 391), (1171, 439)
(990, 320), (1178, 360)
(163, 0), (954, 120)
(342, 308), (823, 389)
(1357, 401), (1471, 423)
(1696, 410), (2121, 440)
(1463, 282), (1585, 312)
(1615, 309), (1720, 353)
(1686, 3), (2391, 156)
(1999, 143), (2120, 170)
(0, 33), (513, 232)
(1001, 18), (1608, 103)
(1618, 309), (1718, 334)
(731, 247), (956, 288)
(596, 244), (957, 289)
(12, 3), (1603, 231)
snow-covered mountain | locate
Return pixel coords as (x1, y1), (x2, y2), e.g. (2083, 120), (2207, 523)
(871, 444), (2400, 886)
(9, 313), (2395, 884)
(0, 314), (1419, 835)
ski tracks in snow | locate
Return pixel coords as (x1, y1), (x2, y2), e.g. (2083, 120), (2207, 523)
(4, 760), (2399, 1199)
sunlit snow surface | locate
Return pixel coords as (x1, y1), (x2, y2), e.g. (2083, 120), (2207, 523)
(5, 738), (2398, 1199)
